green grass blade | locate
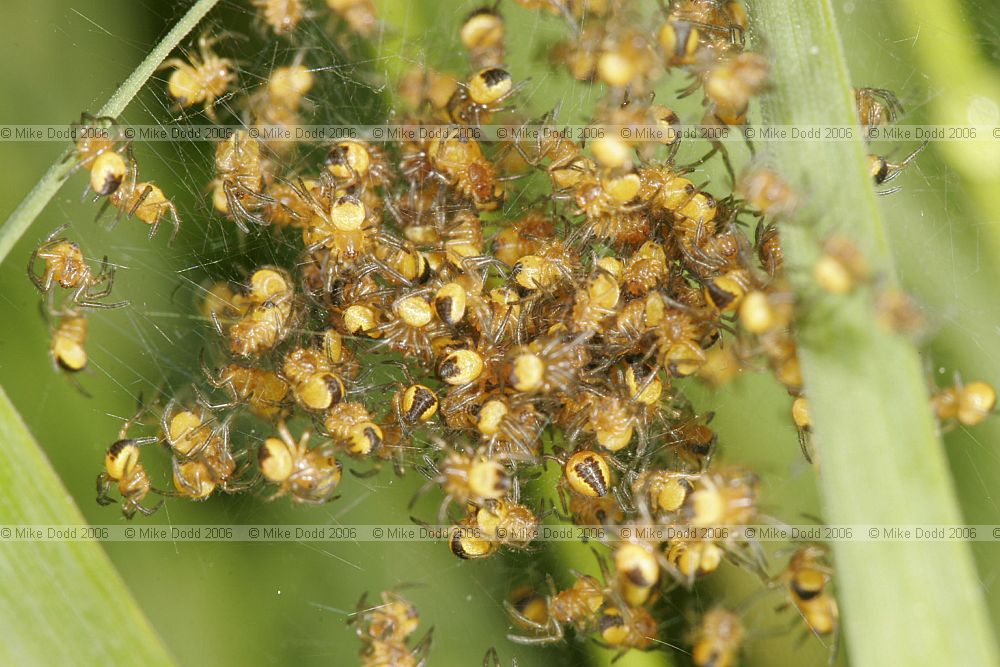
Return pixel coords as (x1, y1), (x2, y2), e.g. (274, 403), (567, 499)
(0, 385), (176, 665)
(749, 1), (1000, 665)
(0, 0), (221, 266)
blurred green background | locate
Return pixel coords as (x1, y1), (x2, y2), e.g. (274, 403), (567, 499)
(0, 1), (997, 665)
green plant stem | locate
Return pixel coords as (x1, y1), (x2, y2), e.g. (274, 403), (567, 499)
(0, 0), (221, 266)
(0, 385), (176, 665)
(750, 1), (1000, 665)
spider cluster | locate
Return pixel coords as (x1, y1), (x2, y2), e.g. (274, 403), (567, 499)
(28, 0), (995, 665)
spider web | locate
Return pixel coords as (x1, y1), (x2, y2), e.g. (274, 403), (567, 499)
(4, 1), (1000, 666)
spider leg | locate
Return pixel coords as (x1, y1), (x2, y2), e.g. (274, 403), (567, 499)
(95, 474), (116, 506)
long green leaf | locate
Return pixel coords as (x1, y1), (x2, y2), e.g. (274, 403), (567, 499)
(0, 385), (175, 665)
(0, 0), (221, 266)
(749, 1), (1000, 665)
